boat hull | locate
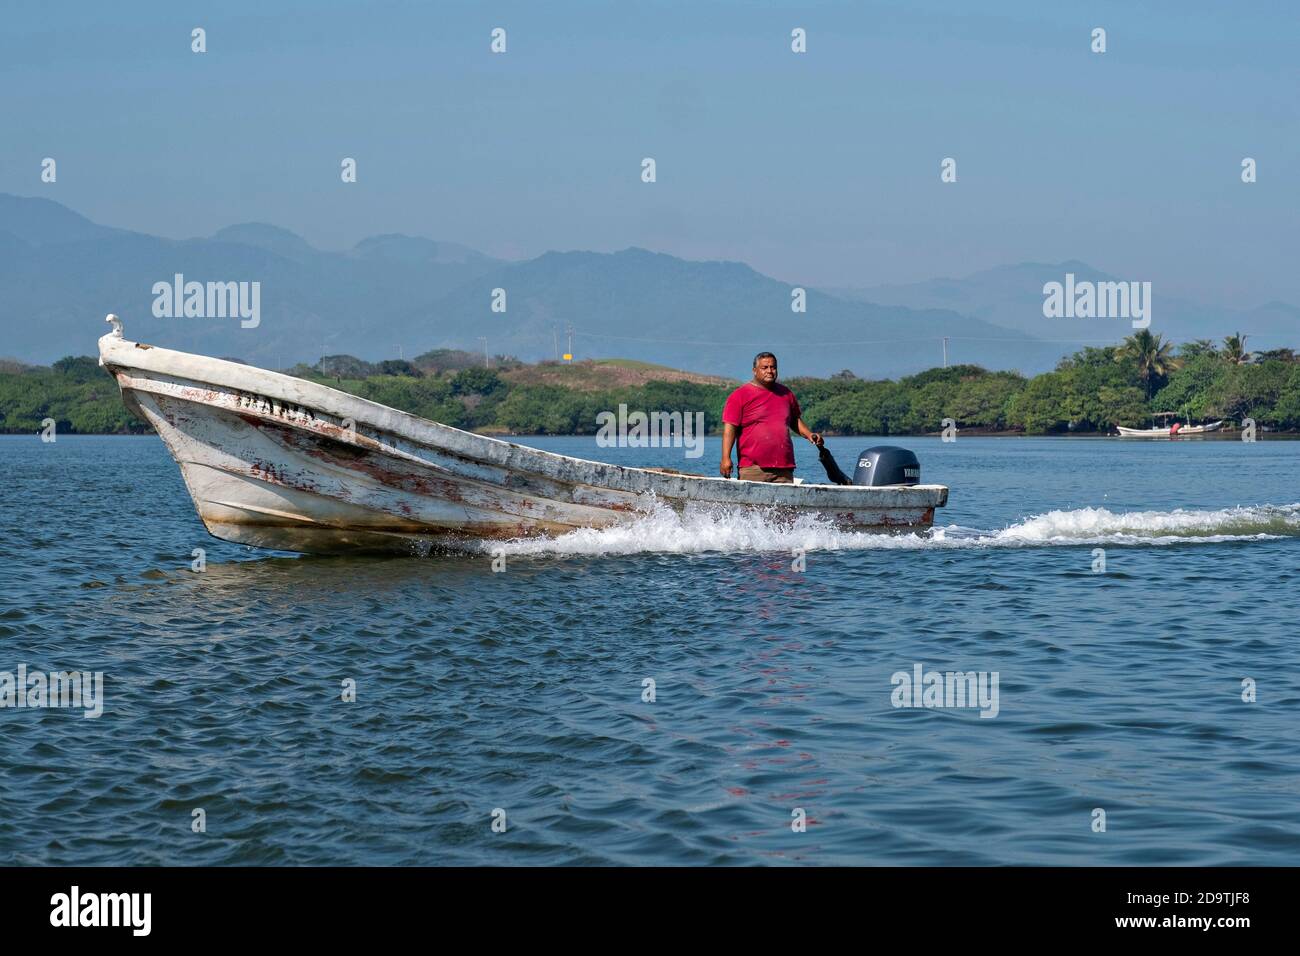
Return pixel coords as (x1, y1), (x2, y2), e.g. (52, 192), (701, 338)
(100, 329), (949, 555)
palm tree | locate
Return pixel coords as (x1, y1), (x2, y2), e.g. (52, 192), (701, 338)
(1222, 332), (1250, 365)
(1116, 330), (1179, 398)
(1178, 339), (1218, 360)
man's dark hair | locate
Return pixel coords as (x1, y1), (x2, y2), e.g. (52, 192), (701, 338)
(753, 352), (777, 367)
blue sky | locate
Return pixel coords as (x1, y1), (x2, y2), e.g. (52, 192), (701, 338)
(2, 0), (1297, 306)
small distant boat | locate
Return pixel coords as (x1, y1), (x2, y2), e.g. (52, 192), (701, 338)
(97, 316), (949, 555)
(1115, 412), (1223, 438)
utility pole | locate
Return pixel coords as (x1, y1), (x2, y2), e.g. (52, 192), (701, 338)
(564, 324), (574, 362)
(942, 336), (949, 368)
(553, 327), (560, 362)
(478, 336), (489, 368)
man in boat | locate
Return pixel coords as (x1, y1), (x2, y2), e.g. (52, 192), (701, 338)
(720, 352), (822, 482)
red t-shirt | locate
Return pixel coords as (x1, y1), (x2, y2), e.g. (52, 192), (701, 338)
(722, 382), (801, 468)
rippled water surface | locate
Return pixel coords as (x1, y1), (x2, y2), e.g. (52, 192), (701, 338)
(2, 434), (1298, 865)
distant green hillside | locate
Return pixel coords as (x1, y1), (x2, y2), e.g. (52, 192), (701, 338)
(4, 334), (1300, 436)
(0, 356), (146, 434)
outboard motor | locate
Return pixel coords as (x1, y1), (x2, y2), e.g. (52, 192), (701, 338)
(852, 445), (921, 487)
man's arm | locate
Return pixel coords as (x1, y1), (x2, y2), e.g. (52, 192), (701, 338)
(794, 418), (823, 447)
(720, 422), (739, 478)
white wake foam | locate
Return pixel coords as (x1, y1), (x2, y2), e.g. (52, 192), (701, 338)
(489, 501), (1300, 557)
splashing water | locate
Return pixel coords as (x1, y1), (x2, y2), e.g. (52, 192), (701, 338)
(491, 501), (1300, 557)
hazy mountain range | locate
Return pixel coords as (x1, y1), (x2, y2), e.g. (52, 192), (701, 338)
(1, 194), (1291, 378)
(829, 263), (1300, 348)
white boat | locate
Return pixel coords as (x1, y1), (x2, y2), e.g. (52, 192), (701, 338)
(1115, 417), (1224, 438)
(97, 316), (948, 555)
